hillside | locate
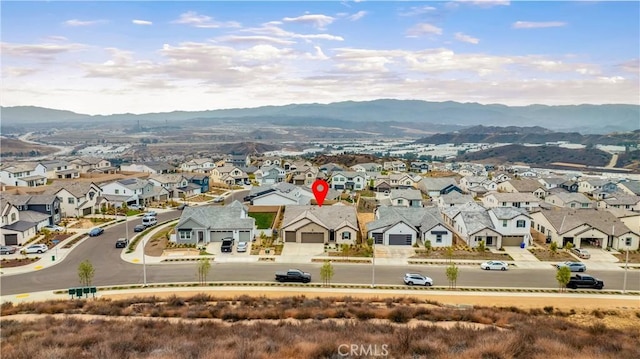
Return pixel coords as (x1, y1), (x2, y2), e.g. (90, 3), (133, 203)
(2, 100), (638, 133)
(457, 144), (612, 167)
(0, 137), (59, 157)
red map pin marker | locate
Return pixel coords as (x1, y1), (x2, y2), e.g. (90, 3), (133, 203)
(312, 179), (329, 207)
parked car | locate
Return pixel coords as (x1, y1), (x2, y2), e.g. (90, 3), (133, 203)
(403, 273), (433, 286)
(144, 211), (157, 217)
(275, 269), (311, 283)
(237, 241), (248, 253)
(88, 227), (104, 237)
(0, 245), (17, 255)
(567, 274), (604, 289)
(25, 244), (48, 254)
(480, 260), (509, 271)
(556, 261), (587, 272)
(128, 204), (142, 210)
(571, 247), (591, 259)
(115, 238), (129, 248)
(134, 224), (146, 232)
(43, 224), (65, 232)
(214, 196), (225, 203)
(221, 238), (234, 253)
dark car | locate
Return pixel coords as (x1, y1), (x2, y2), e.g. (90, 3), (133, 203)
(115, 238), (129, 248)
(88, 227), (104, 237)
(275, 269), (312, 283)
(567, 274), (604, 289)
(134, 224), (146, 232)
(221, 238), (234, 253)
(0, 245), (17, 255)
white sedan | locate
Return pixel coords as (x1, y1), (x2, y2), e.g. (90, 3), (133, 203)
(480, 260), (509, 271)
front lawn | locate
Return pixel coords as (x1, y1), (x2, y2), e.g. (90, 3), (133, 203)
(613, 250), (640, 264)
(527, 248), (575, 262)
(248, 212), (275, 229)
(413, 248), (513, 261)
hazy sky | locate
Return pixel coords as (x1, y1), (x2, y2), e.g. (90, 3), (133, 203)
(1, 0), (639, 115)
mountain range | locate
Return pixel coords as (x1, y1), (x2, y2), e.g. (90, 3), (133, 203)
(1, 99), (638, 134)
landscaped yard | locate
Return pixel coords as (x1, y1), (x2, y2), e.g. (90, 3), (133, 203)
(527, 248), (575, 262)
(413, 248), (513, 261)
(612, 250), (640, 263)
(145, 225), (176, 256)
(248, 212), (275, 229)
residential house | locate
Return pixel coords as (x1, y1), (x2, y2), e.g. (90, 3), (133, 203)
(281, 205), (358, 244)
(459, 176), (497, 193)
(174, 201), (255, 244)
(560, 180), (579, 193)
(577, 178), (618, 197)
(442, 202), (502, 248)
(148, 174), (189, 198)
(40, 159), (80, 179)
(491, 171), (511, 183)
(606, 209), (640, 246)
(100, 178), (159, 207)
(545, 192), (594, 209)
(1, 199), (37, 246)
(291, 165), (321, 186)
(597, 192), (640, 211)
(319, 163), (344, 174)
(373, 173), (416, 192)
(46, 182), (102, 217)
(618, 180), (640, 196)
(531, 208), (639, 250)
(183, 173), (210, 193)
(1, 194), (62, 226)
(367, 206), (452, 246)
(210, 165), (249, 186)
(180, 158), (216, 172)
(255, 165), (286, 186)
(497, 179), (547, 198)
(383, 160), (407, 172)
(0, 162), (47, 187)
(416, 177), (462, 198)
(538, 176), (569, 191)
(330, 171), (366, 191)
(410, 161), (431, 173)
(120, 161), (175, 174)
(69, 156), (115, 174)
(351, 163), (382, 172)
(258, 157), (282, 167)
(389, 189), (423, 208)
(225, 154), (251, 169)
(437, 191), (475, 208)
(482, 192), (540, 211)
(488, 207), (533, 246)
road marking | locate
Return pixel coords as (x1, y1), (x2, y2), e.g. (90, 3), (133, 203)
(34, 266), (43, 270)
(16, 294), (29, 298)
(132, 259), (140, 263)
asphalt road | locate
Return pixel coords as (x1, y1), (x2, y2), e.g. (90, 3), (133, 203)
(1, 209), (639, 295)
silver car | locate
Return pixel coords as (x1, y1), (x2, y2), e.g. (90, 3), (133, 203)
(25, 244), (49, 254)
(237, 241), (249, 253)
(403, 273), (433, 286)
(480, 260), (509, 271)
(556, 261), (587, 272)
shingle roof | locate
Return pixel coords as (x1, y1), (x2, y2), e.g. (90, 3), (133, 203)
(1, 220), (37, 232)
(282, 205), (357, 230)
(486, 192), (540, 203)
(490, 207), (529, 220)
(548, 192), (591, 203)
(418, 177), (458, 192)
(619, 180), (640, 195)
(44, 182), (99, 198)
(505, 179), (544, 192)
(390, 188), (422, 201)
(176, 201), (254, 230)
(539, 208), (634, 236)
(367, 206), (445, 233)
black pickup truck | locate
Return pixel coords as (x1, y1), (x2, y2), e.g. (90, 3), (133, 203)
(275, 269), (311, 283)
(567, 274), (604, 289)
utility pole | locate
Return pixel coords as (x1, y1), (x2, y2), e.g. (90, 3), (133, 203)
(371, 238), (375, 288)
(623, 240), (629, 294)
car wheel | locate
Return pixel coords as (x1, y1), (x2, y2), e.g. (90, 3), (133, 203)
(407, 281), (414, 285)
(426, 282), (432, 287)
(484, 267), (490, 270)
(37, 250), (43, 254)
(501, 267), (506, 271)
(579, 268), (584, 272)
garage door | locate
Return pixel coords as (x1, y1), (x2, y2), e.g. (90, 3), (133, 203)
(82, 207), (92, 216)
(389, 234), (412, 245)
(502, 236), (522, 247)
(285, 231), (296, 242)
(210, 231), (233, 242)
(239, 231), (251, 242)
(4, 234), (18, 246)
(301, 232), (324, 243)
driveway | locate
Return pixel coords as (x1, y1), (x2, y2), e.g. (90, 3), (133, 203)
(374, 245), (415, 259)
(582, 248), (620, 263)
(280, 243), (325, 257)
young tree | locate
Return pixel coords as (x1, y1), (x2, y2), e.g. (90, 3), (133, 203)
(320, 260), (335, 287)
(446, 263), (459, 289)
(550, 241), (558, 253)
(197, 258), (211, 285)
(424, 240), (432, 254)
(477, 240), (486, 252)
(564, 242), (574, 251)
(78, 260), (95, 287)
(556, 266), (571, 292)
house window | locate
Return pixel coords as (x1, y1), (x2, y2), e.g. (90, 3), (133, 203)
(89, 192), (95, 200)
(570, 203), (576, 208)
(68, 198), (75, 204)
(625, 238), (633, 247)
(11, 213), (16, 222)
(179, 231), (192, 240)
(436, 234), (442, 243)
(502, 220), (508, 227)
(342, 232), (351, 240)
(397, 199), (404, 205)
(475, 236), (481, 242)
(115, 189), (120, 194)
(46, 204), (51, 211)
(502, 202), (507, 206)
(516, 220), (526, 228)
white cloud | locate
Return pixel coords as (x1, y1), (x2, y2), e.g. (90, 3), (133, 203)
(63, 19), (107, 27)
(282, 14), (335, 29)
(217, 35), (296, 46)
(398, 6), (437, 17)
(454, 32), (479, 44)
(1, 41), (86, 59)
(406, 23), (443, 37)
(172, 11), (240, 28)
(43, 35), (68, 42)
(2, 66), (40, 77)
(618, 59), (639, 74)
(461, 0), (510, 7)
(512, 21), (567, 29)
(348, 11), (367, 21)
(132, 19), (152, 26)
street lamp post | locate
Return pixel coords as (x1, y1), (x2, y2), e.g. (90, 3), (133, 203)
(622, 241), (629, 294)
(371, 238), (375, 288)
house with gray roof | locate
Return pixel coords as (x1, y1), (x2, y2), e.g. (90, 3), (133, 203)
(351, 163), (382, 172)
(44, 181), (102, 217)
(330, 171), (366, 191)
(1, 198), (35, 246)
(416, 177), (462, 198)
(597, 192), (640, 211)
(389, 188), (423, 207)
(618, 180), (640, 196)
(577, 178), (618, 197)
(545, 192), (593, 209)
(443, 202), (503, 248)
(40, 159), (80, 179)
(482, 192), (540, 211)
(437, 191), (475, 208)
(0, 162), (47, 187)
(174, 201), (255, 244)
(367, 206), (452, 246)
(531, 208), (639, 250)
(255, 165), (286, 186)
(120, 161), (175, 174)
(281, 205), (358, 244)
(1, 194), (61, 225)
(100, 178), (162, 207)
(497, 179), (547, 198)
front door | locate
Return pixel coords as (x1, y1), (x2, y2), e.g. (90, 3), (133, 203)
(198, 231), (204, 244)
